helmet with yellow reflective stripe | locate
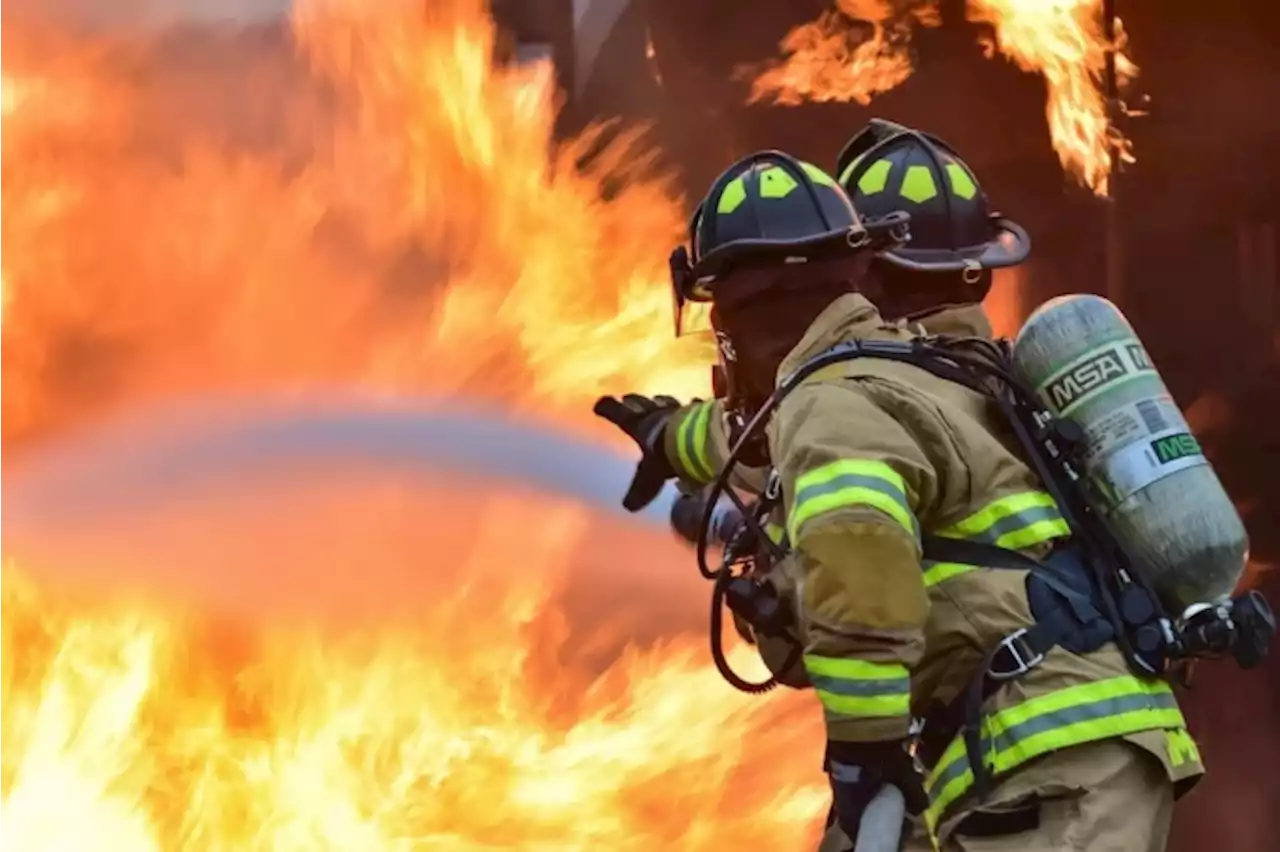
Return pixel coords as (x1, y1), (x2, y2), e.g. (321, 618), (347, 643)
(676, 151), (893, 299)
(689, 151), (857, 284)
(669, 150), (908, 337)
(835, 120), (1030, 274)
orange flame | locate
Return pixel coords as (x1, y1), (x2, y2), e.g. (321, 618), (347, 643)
(0, 1), (833, 848)
(983, 266), (1027, 339)
(749, 0), (1137, 195)
(744, 0), (941, 107)
(0, 0), (712, 448)
(968, 0), (1138, 196)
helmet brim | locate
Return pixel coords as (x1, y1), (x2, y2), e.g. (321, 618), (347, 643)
(686, 228), (861, 300)
(880, 216), (1030, 273)
(685, 211), (911, 301)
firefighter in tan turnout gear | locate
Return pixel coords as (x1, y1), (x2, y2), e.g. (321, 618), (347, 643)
(595, 126), (1203, 852)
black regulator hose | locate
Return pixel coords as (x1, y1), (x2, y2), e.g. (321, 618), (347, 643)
(678, 484), (796, 692)
(709, 572), (780, 694)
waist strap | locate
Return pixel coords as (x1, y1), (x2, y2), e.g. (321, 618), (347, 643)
(916, 537), (1121, 800)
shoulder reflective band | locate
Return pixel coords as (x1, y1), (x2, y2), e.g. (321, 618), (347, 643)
(935, 491), (1070, 552)
(804, 655), (912, 720)
(920, 491), (1071, 588)
(921, 560), (977, 588)
(923, 676), (1186, 831)
(788, 459), (918, 543)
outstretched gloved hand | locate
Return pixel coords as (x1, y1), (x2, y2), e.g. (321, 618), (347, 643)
(593, 393), (682, 512)
(824, 739), (923, 852)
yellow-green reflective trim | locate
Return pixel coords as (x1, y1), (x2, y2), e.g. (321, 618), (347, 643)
(921, 492), (1070, 589)
(805, 655), (912, 719)
(764, 522), (786, 544)
(857, 159), (893, 195)
(758, 166), (799, 199)
(922, 561), (977, 588)
(997, 517), (1072, 550)
(937, 491), (1070, 550)
(900, 165), (938, 203)
(717, 177), (747, 214)
(788, 459), (916, 542)
(801, 161), (837, 187)
(923, 677), (1184, 829)
(689, 402), (713, 481)
(675, 402), (714, 482)
(946, 162), (977, 199)
(1166, 728), (1200, 767)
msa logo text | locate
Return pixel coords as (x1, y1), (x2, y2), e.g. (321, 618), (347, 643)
(1044, 343), (1151, 411)
(1152, 432), (1201, 464)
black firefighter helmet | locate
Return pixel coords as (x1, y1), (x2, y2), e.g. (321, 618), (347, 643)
(669, 149), (907, 336)
(835, 119), (1030, 277)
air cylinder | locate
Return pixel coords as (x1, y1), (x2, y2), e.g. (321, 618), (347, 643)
(1012, 294), (1248, 612)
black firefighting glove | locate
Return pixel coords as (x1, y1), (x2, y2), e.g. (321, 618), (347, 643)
(593, 393), (682, 512)
(824, 739), (924, 850)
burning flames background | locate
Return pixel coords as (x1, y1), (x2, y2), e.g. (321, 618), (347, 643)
(744, 0), (1138, 195)
(2, 0), (1276, 849)
(3, 2), (825, 848)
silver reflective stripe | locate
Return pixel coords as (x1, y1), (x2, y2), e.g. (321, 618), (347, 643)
(926, 687), (1179, 797)
(988, 689), (1178, 754)
(794, 473), (919, 540)
(963, 503), (1064, 546)
(809, 673), (911, 698)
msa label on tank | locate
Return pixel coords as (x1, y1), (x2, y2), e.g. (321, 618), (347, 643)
(1150, 432), (1203, 463)
(1036, 338), (1155, 416)
(1079, 395), (1186, 466)
(1096, 426), (1208, 508)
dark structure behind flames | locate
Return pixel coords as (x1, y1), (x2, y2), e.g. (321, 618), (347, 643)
(496, 0), (1280, 847)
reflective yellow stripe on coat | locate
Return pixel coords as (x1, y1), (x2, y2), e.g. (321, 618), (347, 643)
(921, 491), (1072, 587)
(674, 401), (715, 483)
(787, 459), (918, 543)
(764, 521), (787, 545)
(923, 675), (1187, 831)
(804, 655), (912, 721)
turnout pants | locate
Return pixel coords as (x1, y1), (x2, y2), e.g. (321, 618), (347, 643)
(819, 740), (1174, 852)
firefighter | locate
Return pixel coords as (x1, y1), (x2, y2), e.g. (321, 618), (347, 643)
(595, 134), (1202, 852)
(603, 121), (1018, 692)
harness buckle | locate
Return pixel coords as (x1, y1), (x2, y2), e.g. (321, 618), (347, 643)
(988, 628), (1045, 681)
(765, 470), (782, 501)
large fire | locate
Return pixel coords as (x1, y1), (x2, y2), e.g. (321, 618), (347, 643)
(747, 0), (1138, 196)
(1, 1), (826, 849)
(3, 1), (1043, 847)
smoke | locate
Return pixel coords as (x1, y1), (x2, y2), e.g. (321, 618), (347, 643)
(3, 396), (707, 671)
